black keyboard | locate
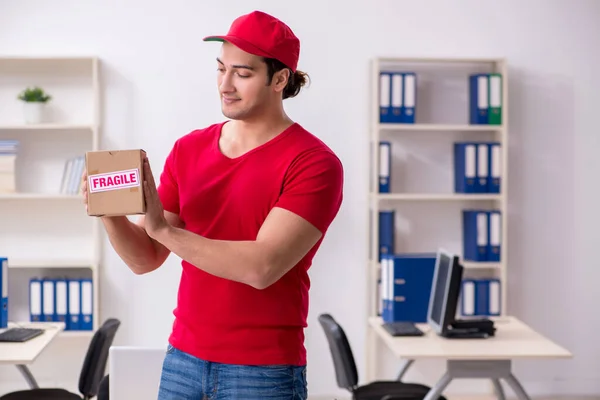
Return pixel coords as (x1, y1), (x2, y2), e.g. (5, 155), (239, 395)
(0, 328), (44, 342)
(382, 321), (425, 337)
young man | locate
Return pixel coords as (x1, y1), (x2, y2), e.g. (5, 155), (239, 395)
(83, 10), (343, 400)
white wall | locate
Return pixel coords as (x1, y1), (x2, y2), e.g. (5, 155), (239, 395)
(1, 0), (599, 397)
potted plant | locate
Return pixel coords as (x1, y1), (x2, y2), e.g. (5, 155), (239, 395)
(17, 86), (52, 124)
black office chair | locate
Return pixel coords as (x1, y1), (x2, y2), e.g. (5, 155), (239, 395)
(97, 375), (109, 400)
(318, 314), (447, 400)
(0, 318), (121, 400)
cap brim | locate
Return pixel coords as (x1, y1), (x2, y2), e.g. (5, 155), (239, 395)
(203, 35), (226, 43)
(203, 35), (274, 60)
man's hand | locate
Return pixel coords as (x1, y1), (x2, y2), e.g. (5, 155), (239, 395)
(142, 157), (169, 239)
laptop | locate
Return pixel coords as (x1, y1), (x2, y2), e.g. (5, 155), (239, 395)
(108, 346), (166, 399)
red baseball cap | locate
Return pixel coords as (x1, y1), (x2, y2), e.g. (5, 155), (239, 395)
(203, 11), (300, 73)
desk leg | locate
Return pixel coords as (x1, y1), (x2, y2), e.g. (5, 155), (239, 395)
(423, 372), (452, 400)
(395, 359), (414, 381)
(492, 379), (506, 400)
(422, 360), (531, 400)
(504, 373), (531, 400)
(16, 365), (39, 389)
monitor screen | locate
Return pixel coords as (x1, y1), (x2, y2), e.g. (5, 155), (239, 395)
(428, 251), (451, 327)
(427, 248), (463, 335)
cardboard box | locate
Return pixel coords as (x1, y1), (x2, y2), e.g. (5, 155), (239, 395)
(86, 149), (146, 217)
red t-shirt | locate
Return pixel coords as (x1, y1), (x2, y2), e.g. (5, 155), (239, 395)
(156, 121), (344, 366)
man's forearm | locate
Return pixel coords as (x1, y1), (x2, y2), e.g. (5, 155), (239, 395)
(152, 225), (274, 289)
(102, 217), (164, 274)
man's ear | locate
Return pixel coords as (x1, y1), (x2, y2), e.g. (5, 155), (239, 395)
(273, 69), (290, 92)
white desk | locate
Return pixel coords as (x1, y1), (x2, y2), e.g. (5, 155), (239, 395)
(368, 316), (572, 400)
(0, 322), (65, 388)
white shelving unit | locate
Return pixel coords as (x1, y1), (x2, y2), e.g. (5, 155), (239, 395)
(0, 56), (102, 336)
(366, 57), (508, 381)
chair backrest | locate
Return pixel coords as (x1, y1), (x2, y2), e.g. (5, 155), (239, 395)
(317, 313), (358, 392)
(78, 318), (121, 399)
(97, 374), (109, 400)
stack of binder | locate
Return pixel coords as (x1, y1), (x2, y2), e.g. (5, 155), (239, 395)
(460, 278), (501, 317)
(379, 71), (416, 124)
(469, 73), (503, 125)
(380, 253), (436, 323)
(462, 209), (501, 262)
(454, 141), (501, 193)
(0, 140), (18, 193)
(29, 276), (93, 331)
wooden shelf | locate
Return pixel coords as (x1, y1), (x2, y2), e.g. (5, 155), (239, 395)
(0, 193), (81, 200)
(8, 258), (95, 269)
(378, 123), (504, 132)
(463, 261), (502, 269)
(0, 56), (98, 62)
(371, 260), (501, 270)
(374, 193), (502, 201)
(375, 56), (506, 64)
(0, 124), (94, 132)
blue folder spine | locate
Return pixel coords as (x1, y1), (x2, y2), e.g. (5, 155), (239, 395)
(454, 142), (477, 193)
(487, 210), (502, 262)
(379, 71), (394, 123)
(469, 74), (488, 124)
(379, 210), (395, 261)
(379, 141), (391, 193)
(1, 258), (7, 329)
(462, 210), (489, 261)
(488, 142), (501, 193)
(401, 72), (416, 123)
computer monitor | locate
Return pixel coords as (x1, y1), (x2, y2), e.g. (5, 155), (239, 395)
(426, 248), (464, 336)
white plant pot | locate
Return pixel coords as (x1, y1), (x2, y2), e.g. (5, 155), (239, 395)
(23, 102), (45, 124)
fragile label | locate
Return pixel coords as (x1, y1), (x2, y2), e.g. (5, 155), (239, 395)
(88, 168), (140, 193)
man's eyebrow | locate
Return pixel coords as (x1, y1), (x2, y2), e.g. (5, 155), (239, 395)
(216, 57), (255, 70)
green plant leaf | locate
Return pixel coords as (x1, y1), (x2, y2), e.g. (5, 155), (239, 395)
(17, 86), (52, 103)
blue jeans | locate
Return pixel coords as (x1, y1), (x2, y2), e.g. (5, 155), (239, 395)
(158, 344), (308, 399)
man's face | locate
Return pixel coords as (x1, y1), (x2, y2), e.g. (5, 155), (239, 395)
(216, 42), (272, 120)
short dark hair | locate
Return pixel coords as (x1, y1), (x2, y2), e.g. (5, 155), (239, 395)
(263, 57), (310, 99)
